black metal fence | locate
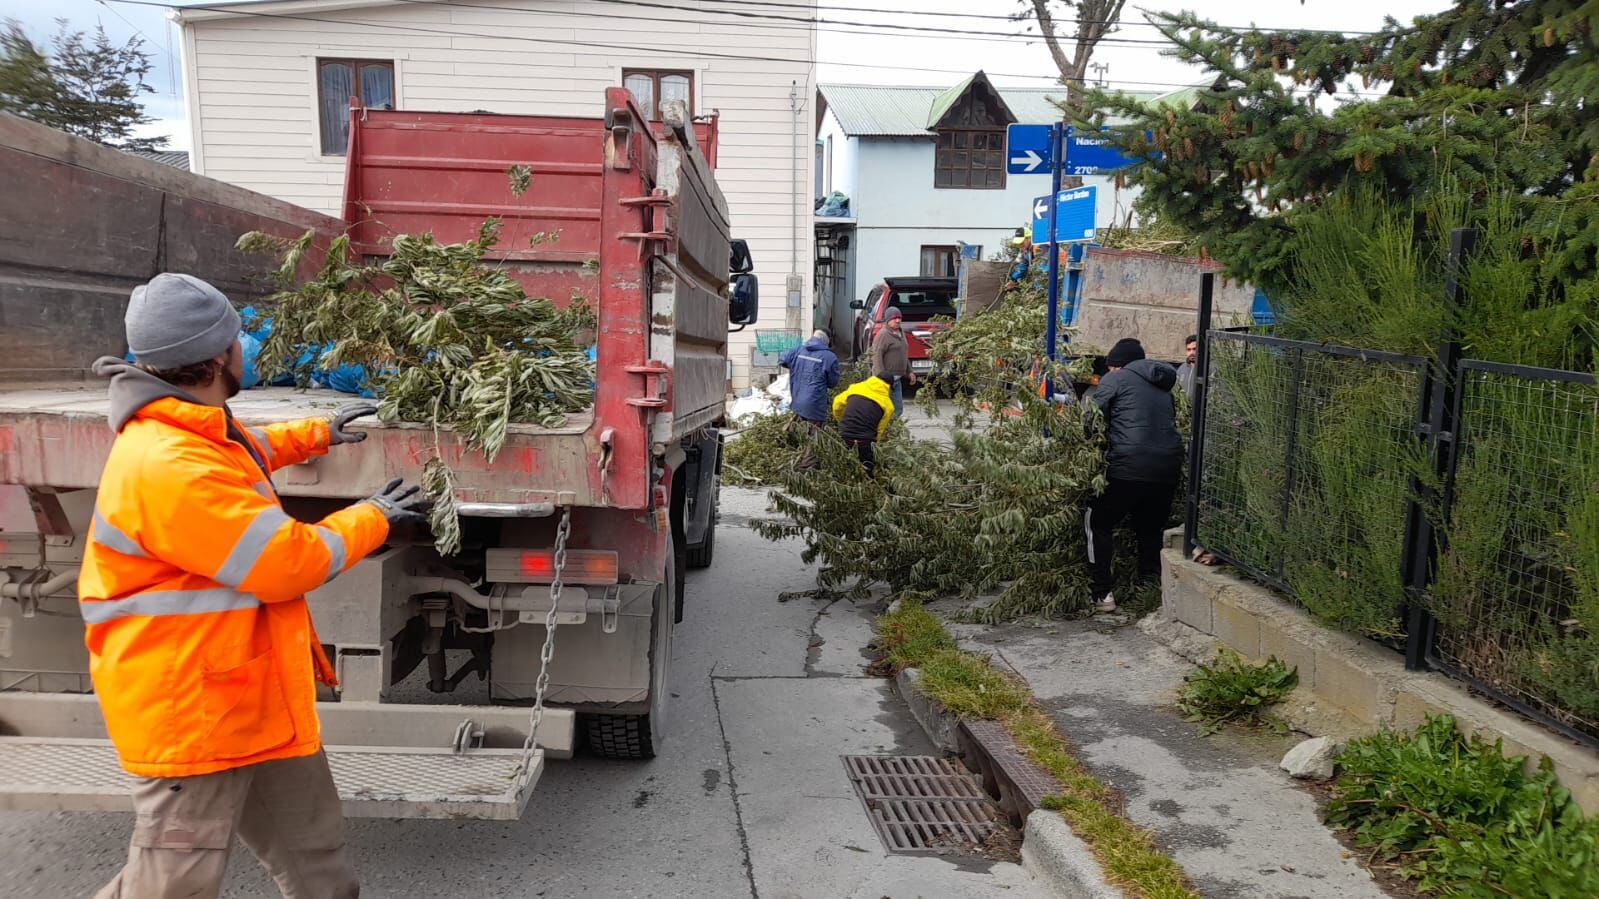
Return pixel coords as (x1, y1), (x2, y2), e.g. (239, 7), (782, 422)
(1188, 331), (1599, 746)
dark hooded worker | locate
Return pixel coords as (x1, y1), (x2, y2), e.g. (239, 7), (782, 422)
(81, 273), (430, 898)
(1085, 338), (1185, 613)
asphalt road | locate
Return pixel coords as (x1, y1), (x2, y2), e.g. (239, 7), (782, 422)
(0, 485), (1039, 898)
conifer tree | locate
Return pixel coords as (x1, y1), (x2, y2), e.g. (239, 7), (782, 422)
(1088, 0), (1598, 295)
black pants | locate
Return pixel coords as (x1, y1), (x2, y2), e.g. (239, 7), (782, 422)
(846, 438), (876, 477)
(1086, 478), (1177, 598)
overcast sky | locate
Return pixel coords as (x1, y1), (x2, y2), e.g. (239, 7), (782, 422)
(0, 0), (1448, 152)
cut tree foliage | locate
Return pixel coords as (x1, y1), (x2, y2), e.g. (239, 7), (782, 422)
(237, 220), (594, 554)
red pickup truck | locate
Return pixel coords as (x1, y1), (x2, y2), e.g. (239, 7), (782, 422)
(850, 276), (957, 388)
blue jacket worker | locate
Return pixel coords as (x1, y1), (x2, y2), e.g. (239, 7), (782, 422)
(779, 330), (841, 423)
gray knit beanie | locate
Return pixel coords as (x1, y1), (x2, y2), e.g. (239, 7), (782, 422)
(125, 273), (242, 369)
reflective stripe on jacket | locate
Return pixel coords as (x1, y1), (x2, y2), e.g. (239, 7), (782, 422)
(78, 389), (389, 778)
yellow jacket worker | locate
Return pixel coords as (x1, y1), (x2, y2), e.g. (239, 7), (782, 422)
(831, 374), (896, 477)
(81, 273), (429, 899)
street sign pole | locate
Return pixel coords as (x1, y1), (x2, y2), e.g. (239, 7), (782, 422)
(1043, 122), (1063, 399)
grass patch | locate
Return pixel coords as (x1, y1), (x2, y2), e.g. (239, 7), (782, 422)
(878, 600), (1197, 899)
(1176, 648), (1299, 735)
(1325, 714), (1599, 897)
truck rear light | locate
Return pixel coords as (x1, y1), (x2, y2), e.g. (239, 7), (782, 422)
(518, 549), (619, 585)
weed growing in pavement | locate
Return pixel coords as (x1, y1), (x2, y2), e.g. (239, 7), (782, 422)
(1176, 648), (1298, 735)
(1325, 714), (1599, 897)
(876, 601), (1198, 899)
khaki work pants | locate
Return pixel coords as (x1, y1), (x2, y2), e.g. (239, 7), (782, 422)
(96, 750), (357, 899)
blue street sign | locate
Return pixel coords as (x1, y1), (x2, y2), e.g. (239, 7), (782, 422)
(1064, 126), (1139, 176)
(1030, 186), (1097, 245)
(1005, 123), (1054, 174)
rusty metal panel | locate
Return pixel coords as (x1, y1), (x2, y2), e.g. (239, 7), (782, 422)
(650, 104), (731, 442)
(0, 114), (341, 384)
(1074, 247), (1258, 361)
(958, 260), (1009, 315)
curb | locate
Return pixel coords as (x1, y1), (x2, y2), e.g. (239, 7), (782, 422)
(895, 667), (960, 753)
(1022, 810), (1122, 899)
(892, 666), (1124, 898)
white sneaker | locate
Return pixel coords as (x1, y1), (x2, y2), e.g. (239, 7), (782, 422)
(1094, 593), (1117, 613)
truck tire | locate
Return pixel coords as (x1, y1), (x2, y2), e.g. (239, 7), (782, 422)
(586, 714), (656, 760)
(586, 548), (673, 760)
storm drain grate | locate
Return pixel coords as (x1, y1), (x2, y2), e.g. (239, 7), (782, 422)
(842, 755), (1003, 853)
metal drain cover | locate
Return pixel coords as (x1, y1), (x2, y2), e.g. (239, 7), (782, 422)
(843, 755), (1003, 853)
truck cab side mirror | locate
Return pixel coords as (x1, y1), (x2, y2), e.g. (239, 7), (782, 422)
(730, 273), (759, 325)
(729, 239), (754, 275)
(848, 299), (865, 310)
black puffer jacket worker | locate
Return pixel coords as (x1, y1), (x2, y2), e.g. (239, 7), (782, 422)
(1092, 353), (1185, 483)
(1084, 338), (1184, 613)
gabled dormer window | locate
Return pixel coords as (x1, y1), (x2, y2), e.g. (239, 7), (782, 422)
(935, 130), (1004, 189)
(928, 71), (1015, 190)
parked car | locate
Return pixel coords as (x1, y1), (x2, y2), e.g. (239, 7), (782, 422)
(850, 276), (958, 389)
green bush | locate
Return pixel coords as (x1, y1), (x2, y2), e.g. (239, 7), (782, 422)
(1325, 714), (1599, 897)
(1175, 648), (1298, 735)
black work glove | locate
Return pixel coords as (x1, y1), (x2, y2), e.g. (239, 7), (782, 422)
(365, 477), (431, 525)
(329, 403), (379, 445)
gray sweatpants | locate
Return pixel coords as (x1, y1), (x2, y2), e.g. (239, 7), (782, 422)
(96, 750), (357, 899)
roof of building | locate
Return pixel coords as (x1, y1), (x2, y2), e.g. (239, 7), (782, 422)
(122, 149), (191, 170)
(819, 80), (1174, 137)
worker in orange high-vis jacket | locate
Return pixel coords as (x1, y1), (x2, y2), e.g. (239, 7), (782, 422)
(80, 273), (430, 899)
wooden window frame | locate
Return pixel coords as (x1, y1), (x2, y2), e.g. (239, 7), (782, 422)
(934, 128), (1006, 190)
(920, 245), (959, 277)
(622, 69), (695, 121)
(316, 58), (395, 156)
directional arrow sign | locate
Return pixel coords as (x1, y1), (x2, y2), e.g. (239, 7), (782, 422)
(1006, 123), (1053, 175)
(1030, 186), (1098, 245)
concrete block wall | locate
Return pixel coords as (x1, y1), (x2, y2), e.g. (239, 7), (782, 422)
(1158, 549), (1599, 815)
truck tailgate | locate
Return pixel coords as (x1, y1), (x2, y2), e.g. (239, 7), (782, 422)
(0, 386), (602, 507)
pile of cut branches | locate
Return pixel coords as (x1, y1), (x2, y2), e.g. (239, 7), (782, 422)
(238, 220), (594, 554)
(752, 373), (1145, 621)
(722, 360), (872, 486)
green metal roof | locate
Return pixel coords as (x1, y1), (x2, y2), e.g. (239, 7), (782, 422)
(820, 81), (1170, 137)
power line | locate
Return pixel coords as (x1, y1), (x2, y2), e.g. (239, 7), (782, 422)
(94, 0), (174, 58)
(117, 0), (1390, 97)
(111, 0), (1145, 84)
(374, 0), (1182, 49)
(681, 0), (1387, 36)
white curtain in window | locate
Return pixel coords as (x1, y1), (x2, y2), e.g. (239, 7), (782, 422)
(624, 73), (655, 118)
(360, 64), (394, 110)
(319, 62), (355, 154)
(660, 73), (690, 114)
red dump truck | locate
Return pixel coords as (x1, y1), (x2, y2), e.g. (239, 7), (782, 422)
(0, 88), (755, 820)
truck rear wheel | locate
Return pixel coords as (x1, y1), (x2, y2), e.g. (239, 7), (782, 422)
(585, 548), (673, 760)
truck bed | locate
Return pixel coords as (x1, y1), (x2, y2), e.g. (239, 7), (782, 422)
(0, 386), (602, 507)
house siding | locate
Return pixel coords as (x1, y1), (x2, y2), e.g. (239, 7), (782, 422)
(181, 0), (816, 388)
(849, 138), (1137, 297)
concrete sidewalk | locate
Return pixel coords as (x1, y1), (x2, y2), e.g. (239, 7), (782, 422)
(946, 613), (1390, 899)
